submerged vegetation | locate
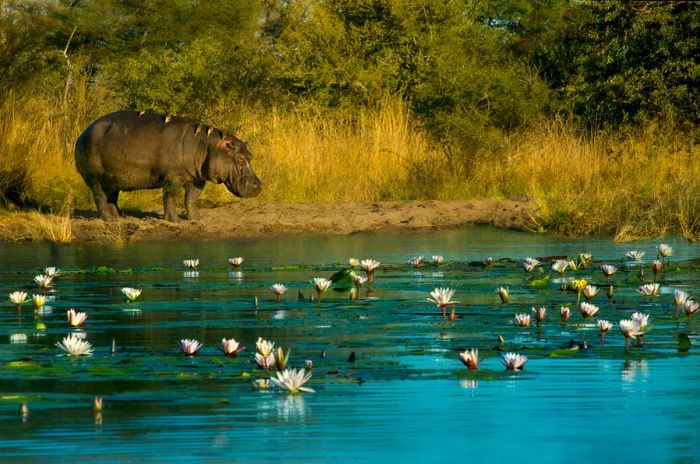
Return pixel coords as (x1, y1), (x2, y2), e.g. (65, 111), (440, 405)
(1, 0), (699, 239)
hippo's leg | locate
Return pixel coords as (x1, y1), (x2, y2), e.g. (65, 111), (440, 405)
(162, 181), (182, 222)
(106, 190), (121, 218)
(91, 184), (118, 221)
(184, 181), (205, 221)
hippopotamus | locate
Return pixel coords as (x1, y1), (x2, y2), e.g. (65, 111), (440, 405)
(74, 110), (262, 221)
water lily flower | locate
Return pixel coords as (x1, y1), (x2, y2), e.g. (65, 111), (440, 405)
(601, 264), (617, 280)
(276, 347), (291, 370)
(348, 258), (360, 267)
(625, 250), (645, 262)
(552, 260), (569, 274)
(183, 259), (199, 269)
(56, 333), (93, 356)
(674, 290), (690, 307)
(44, 267), (61, 278)
(256, 352), (276, 370)
(256, 337), (275, 356)
(683, 299), (699, 318)
(458, 349), (482, 370)
(560, 306), (571, 321)
(631, 312), (650, 331)
(8, 291), (28, 313)
(607, 285), (614, 300)
(270, 368), (314, 393)
(583, 285), (599, 302)
(121, 287), (142, 302)
(497, 287), (509, 304)
(523, 257), (540, 273)
(93, 396), (103, 412)
(579, 253), (593, 268)
(67, 309), (87, 327)
(360, 259), (380, 283)
(501, 352), (528, 371)
(597, 319), (613, 344)
(427, 287), (460, 320)
(651, 260), (663, 278)
(178, 339), (203, 356)
(578, 302), (599, 319)
(532, 307), (546, 325)
(410, 256), (424, 267)
(658, 244), (673, 258)
(312, 277), (332, 302)
(515, 313), (531, 327)
(228, 257), (245, 268)
(619, 319), (642, 348)
(351, 273), (367, 300)
(219, 337), (245, 356)
(32, 294), (47, 310)
(567, 259), (580, 271)
(637, 283), (660, 296)
(271, 283), (288, 302)
(432, 255), (444, 265)
(485, 257), (494, 267)
(34, 274), (53, 290)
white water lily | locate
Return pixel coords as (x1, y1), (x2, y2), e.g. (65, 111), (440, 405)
(348, 258), (360, 267)
(625, 250), (645, 262)
(228, 257), (245, 268)
(578, 302), (599, 319)
(552, 260), (569, 274)
(56, 333), (93, 356)
(271, 283), (288, 302)
(255, 352), (276, 370)
(67, 309), (87, 327)
(515, 313), (531, 327)
(9, 291), (28, 306)
(458, 349), (482, 370)
(44, 267), (61, 278)
(219, 337), (245, 356)
(270, 368), (315, 393)
(601, 264), (617, 278)
(31, 294), (47, 309)
(312, 277), (332, 301)
(579, 253), (593, 265)
(683, 299), (699, 318)
(410, 256), (424, 267)
(523, 257), (540, 273)
(583, 285), (599, 301)
(497, 287), (509, 304)
(360, 259), (380, 283)
(183, 259), (199, 269)
(121, 287), (142, 302)
(637, 283), (660, 296)
(178, 339), (203, 356)
(658, 244), (673, 258)
(427, 287), (459, 320)
(674, 290), (690, 306)
(619, 319), (643, 347)
(256, 337), (275, 357)
(631, 312), (650, 330)
(501, 352), (528, 371)
(560, 306), (571, 321)
(597, 319), (613, 332)
(10, 333), (28, 344)
(651, 260), (663, 275)
(352, 273), (368, 287)
(431, 255), (444, 265)
(485, 257), (494, 266)
(34, 274), (53, 290)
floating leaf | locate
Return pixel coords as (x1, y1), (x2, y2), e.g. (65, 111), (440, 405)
(677, 333), (691, 352)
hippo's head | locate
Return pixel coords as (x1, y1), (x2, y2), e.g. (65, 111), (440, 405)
(208, 135), (262, 198)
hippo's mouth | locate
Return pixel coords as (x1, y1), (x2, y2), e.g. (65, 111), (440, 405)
(225, 179), (262, 198)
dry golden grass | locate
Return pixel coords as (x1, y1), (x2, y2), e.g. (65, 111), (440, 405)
(1, 89), (699, 241)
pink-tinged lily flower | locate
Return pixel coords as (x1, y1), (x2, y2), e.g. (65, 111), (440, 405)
(578, 302), (599, 319)
(515, 313), (531, 327)
(178, 339), (203, 356)
(532, 307), (546, 325)
(67, 309), (87, 327)
(637, 283), (660, 296)
(497, 287), (509, 304)
(219, 338), (245, 356)
(427, 287), (460, 320)
(34, 274), (53, 290)
(255, 352), (276, 370)
(228, 257), (245, 268)
(458, 349), (482, 370)
(560, 306), (571, 321)
(271, 283), (288, 303)
(597, 319), (613, 344)
(651, 260), (663, 279)
(501, 352), (528, 371)
(360, 259), (380, 283)
(270, 368), (314, 393)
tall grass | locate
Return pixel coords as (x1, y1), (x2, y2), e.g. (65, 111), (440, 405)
(1, 87), (699, 240)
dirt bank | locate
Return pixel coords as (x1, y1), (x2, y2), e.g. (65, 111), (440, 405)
(0, 199), (531, 244)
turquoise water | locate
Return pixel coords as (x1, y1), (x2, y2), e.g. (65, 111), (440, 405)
(0, 227), (699, 463)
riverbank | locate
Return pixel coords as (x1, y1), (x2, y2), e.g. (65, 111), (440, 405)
(0, 199), (529, 244)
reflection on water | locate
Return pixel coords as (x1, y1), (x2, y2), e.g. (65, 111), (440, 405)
(0, 226), (698, 462)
